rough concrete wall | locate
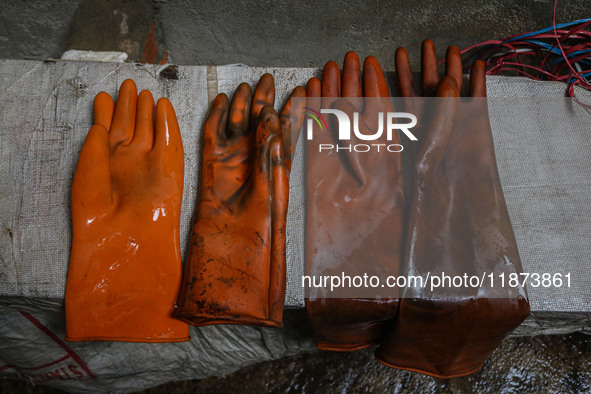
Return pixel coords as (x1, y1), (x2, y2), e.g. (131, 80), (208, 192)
(0, 0), (82, 60)
(159, 0), (591, 69)
(0, 0), (589, 68)
(67, 0), (165, 62)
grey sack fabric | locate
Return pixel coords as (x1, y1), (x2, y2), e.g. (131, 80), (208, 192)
(0, 59), (590, 392)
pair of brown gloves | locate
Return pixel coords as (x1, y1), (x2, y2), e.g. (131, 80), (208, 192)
(65, 40), (529, 378)
(306, 40), (530, 378)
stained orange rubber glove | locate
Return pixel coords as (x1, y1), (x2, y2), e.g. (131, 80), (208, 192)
(174, 74), (305, 327)
(375, 40), (530, 377)
(305, 53), (406, 351)
(65, 79), (189, 342)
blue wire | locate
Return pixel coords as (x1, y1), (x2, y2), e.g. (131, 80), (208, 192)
(546, 49), (591, 68)
(523, 39), (562, 53)
(505, 18), (591, 42)
(473, 18), (591, 60)
(569, 72), (591, 84)
(469, 19), (591, 84)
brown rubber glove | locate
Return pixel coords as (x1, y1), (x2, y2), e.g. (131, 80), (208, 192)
(375, 40), (530, 377)
(174, 74), (305, 327)
(65, 79), (189, 342)
(305, 53), (406, 351)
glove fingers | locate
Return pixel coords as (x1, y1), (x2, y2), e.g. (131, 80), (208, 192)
(321, 61), (341, 110)
(253, 106), (281, 192)
(269, 134), (288, 323)
(363, 56), (390, 97)
(72, 124), (112, 213)
(228, 82), (252, 138)
(361, 56), (393, 135)
(270, 135), (288, 213)
(342, 52), (362, 97)
(132, 90), (155, 150)
(361, 55), (404, 183)
(330, 98), (366, 185)
(306, 77), (335, 147)
(203, 93), (229, 149)
(110, 79), (137, 147)
(151, 98), (184, 174)
(470, 60), (487, 98)
(395, 47), (417, 98)
(421, 39), (440, 96)
(202, 93), (229, 158)
(94, 91), (115, 131)
(224, 84), (254, 200)
(279, 85), (306, 171)
(415, 76), (459, 174)
(224, 83), (256, 204)
(445, 46), (463, 94)
(203, 93), (255, 204)
(306, 78), (321, 107)
(250, 73), (275, 131)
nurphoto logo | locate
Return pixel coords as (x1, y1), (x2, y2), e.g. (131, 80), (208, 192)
(305, 102), (418, 153)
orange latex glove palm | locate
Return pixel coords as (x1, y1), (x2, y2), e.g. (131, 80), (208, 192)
(65, 79), (189, 342)
(305, 53), (406, 351)
(375, 40), (530, 377)
(174, 74), (305, 327)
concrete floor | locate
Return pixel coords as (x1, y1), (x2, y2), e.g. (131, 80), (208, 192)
(2, 333), (590, 392)
(1, 0), (590, 392)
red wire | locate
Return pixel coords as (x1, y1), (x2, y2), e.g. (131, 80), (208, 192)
(457, 0), (591, 100)
(496, 62), (564, 80)
(552, 0), (591, 90)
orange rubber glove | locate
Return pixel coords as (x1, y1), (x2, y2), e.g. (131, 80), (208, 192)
(305, 53), (406, 351)
(65, 79), (189, 342)
(375, 40), (530, 377)
(174, 74), (305, 327)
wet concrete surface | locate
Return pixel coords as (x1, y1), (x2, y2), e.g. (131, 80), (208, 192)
(2, 333), (590, 393)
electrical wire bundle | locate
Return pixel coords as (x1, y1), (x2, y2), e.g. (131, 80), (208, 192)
(459, 1), (591, 101)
